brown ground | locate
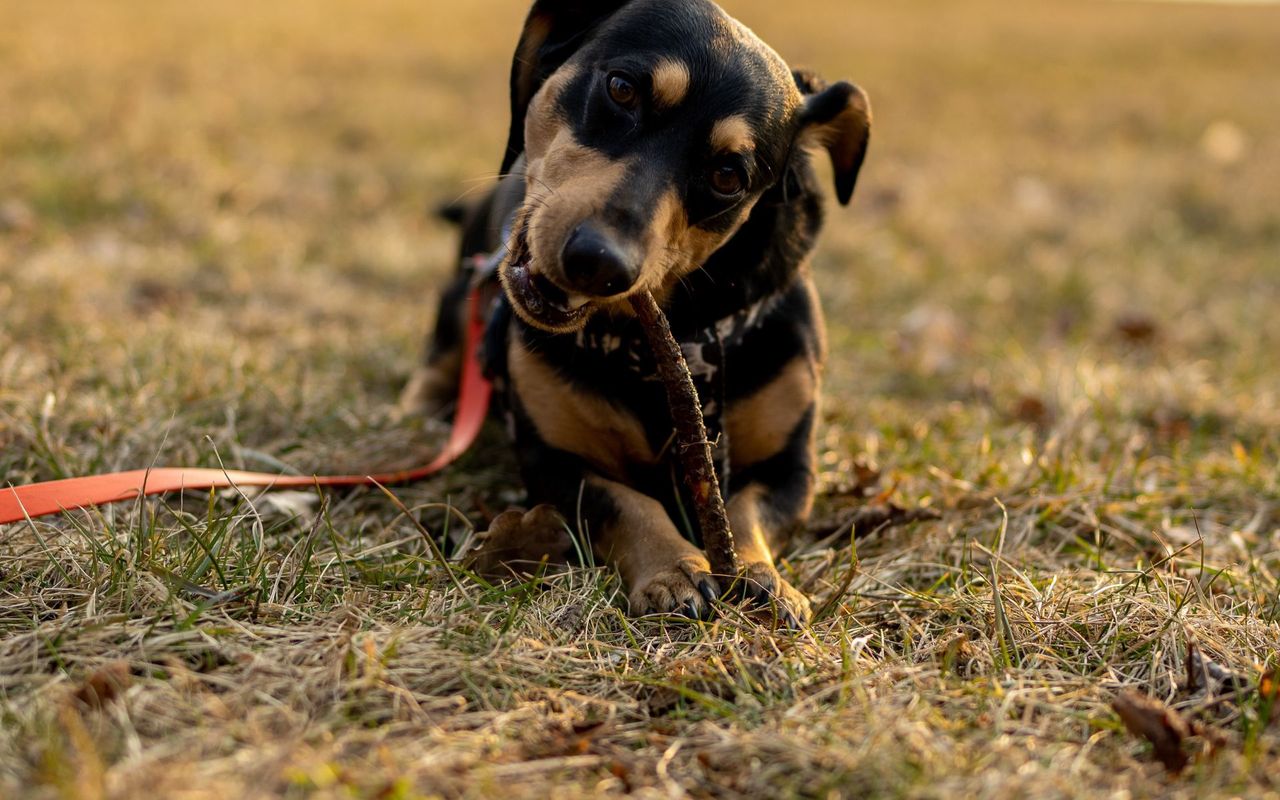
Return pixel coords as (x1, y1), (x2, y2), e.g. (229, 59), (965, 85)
(2, 1), (1278, 797)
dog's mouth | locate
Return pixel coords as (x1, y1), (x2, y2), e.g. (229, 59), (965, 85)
(502, 221), (595, 332)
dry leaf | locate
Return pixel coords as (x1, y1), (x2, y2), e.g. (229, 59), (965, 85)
(850, 458), (882, 496)
(1143, 407), (1193, 442)
(1184, 640), (1247, 697)
(1112, 689), (1190, 773)
(849, 503), (940, 537)
(939, 633), (974, 674)
(609, 760), (634, 792)
(1012, 395), (1052, 426)
(73, 661), (132, 709)
(1261, 666), (1278, 727)
(1114, 313), (1159, 345)
(809, 502), (941, 548)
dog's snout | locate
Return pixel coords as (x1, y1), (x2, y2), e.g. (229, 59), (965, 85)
(561, 224), (639, 298)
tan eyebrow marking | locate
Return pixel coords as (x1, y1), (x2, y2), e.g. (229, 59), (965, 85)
(710, 115), (755, 153)
(651, 59), (691, 109)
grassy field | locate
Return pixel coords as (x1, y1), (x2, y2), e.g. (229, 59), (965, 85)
(2, 0), (1279, 797)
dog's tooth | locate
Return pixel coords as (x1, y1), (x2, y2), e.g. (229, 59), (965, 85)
(567, 296), (591, 311)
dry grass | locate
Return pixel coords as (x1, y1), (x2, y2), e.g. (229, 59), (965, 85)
(2, 0), (1279, 797)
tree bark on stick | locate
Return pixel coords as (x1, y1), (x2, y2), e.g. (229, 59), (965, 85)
(629, 291), (740, 578)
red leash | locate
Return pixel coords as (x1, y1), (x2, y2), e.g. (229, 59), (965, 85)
(1, 288), (493, 526)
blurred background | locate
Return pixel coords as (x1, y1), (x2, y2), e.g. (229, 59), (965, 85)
(2, 4), (1278, 794)
(1, 0), (1277, 485)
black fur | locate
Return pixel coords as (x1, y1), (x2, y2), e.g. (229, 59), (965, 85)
(416, 0), (871, 618)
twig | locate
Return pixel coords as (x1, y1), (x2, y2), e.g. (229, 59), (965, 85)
(628, 291), (739, 578)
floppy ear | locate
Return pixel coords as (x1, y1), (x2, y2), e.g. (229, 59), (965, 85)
(794, 69), (872, 206)
(500, 0), (634, 175)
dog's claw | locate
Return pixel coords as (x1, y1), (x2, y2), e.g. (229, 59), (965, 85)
(734, 562), (812, 628)
(629, 555), (720, 622)
(698, 579), (720, 606)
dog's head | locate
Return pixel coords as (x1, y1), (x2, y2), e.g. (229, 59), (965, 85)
(498, 0), (871, 333)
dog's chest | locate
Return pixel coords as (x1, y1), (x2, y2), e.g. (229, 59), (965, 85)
(507, 279), (820, 481)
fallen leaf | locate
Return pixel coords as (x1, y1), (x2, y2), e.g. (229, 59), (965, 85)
(1183, 640), (1247, 697)
(1114, 313), (1159, 345)
(850, 458), (882, 496)
(938, 633), (974, 674)
(73, 661), (132, 709)
(808, 503), (941, 549)
(609, 759), (633, 791)
(1112, 690), (1190, 773)
(1261, 666), (1278, 728)
(1012, 395), (1052, 426)
(849, 503), (941, 537)
(1143, 407), (1193, 441)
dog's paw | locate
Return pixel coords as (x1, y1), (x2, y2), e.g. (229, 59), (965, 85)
(628, 555), (720, 621)
(733, 562), (812, 629)
(463, 505), (574, 580)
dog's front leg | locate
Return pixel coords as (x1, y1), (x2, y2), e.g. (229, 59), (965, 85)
(726, 479), (814, 626)
(583, 476), (721, 619)
(725, 356), (822, 626)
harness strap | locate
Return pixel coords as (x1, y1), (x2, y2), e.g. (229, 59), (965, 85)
(0, 287), (493, 526)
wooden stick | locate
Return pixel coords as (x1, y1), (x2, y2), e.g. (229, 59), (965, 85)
(629, 291), (740, 578)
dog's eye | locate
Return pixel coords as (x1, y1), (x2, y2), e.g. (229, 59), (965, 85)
(709, 164), (745, 197)
(606, 72), (638, 109)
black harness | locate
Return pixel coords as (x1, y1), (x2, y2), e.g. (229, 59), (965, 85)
(469, 211), (782, 499)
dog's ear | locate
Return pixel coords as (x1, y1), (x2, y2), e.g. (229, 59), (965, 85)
(794, 69), (871, 206)
(500, 0), (634, 175)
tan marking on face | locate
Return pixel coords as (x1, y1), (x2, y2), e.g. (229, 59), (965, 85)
(508, 338), (656, 479)
(650, 59), (691, 110)
(726, 356), (818, 470)
(523, 65), (579, 161)
(586, 476), (710, 601)
(647, 190), (689, 269)
(710, 116), (754, 155)
(523, 135), (629, 292)
(617, 189), (754, 306)
(519, 67), (634, 303)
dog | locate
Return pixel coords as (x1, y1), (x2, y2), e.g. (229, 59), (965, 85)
(400, 0), (870, 625)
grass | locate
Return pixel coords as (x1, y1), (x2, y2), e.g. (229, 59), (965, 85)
(2, 0), (1279, 797)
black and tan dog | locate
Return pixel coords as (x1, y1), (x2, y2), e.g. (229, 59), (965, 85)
(401, 0), (870, 625)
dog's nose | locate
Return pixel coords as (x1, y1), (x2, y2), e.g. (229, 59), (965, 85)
(561, 224), (639, 298)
